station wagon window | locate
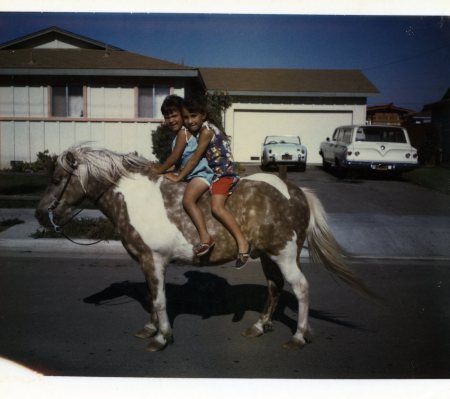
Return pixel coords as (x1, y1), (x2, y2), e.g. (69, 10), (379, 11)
(138, 85), (170, 118)
(332, 129), (342, 141)
(360, 127), (407, 143)
(342, 129), (352, 144)
(52, 85), (84, 117)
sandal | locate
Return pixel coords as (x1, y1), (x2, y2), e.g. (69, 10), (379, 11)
(194, 238), (215, 257)
(235, 242), (252, 269)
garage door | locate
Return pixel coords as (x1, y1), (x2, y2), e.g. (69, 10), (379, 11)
(232, 110), (353, 164)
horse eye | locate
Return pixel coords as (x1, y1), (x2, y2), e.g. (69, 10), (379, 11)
(52, 178), (61, 185)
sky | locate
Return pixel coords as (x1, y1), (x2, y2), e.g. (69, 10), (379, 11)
(0, 9), (449, 111)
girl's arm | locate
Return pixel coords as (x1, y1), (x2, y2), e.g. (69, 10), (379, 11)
(152, 130), (187, 174)
(165, 128), (213, 182)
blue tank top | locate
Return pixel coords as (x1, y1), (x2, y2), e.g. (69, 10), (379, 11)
(172, 128), (214, 184)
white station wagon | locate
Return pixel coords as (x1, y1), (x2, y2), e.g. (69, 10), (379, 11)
(319, 125), (418, 174)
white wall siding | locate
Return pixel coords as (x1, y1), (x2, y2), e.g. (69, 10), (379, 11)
(0, 87), (14, 115)
(0, 121), (158, 168)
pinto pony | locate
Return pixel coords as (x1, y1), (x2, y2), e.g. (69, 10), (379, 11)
(35, 145), (373, 351)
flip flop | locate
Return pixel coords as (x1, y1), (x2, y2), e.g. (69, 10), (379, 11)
(235, 242), (252, 269)
(194, 238), (215, 257)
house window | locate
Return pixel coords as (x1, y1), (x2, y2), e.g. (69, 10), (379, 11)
(52, 86), (84, 117)
(138, 85), (170, 118)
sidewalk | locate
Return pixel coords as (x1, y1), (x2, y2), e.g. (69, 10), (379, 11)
(1, 208), (450, 260)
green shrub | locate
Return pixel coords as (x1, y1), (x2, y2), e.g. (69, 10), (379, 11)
(6, 150), (57, 173)
(151, 124), (175, 164)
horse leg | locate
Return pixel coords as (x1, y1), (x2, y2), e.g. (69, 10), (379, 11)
(272, 234), (312, 350)
(139, 253), (173, 352)
(242, 253), (284, 338)
(135, 298), (158, 339)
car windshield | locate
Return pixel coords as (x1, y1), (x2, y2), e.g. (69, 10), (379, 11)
(355, 127), (407, 143)
(265, 136), (300, 145)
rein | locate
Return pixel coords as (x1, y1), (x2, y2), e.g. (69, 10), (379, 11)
(47, 171), (111, 246)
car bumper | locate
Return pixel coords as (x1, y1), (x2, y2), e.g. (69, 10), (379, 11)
(262, 155), (306, 166)
(343, 160), (418, 171)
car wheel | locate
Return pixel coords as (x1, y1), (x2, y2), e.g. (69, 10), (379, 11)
(334, 159), (347, 178)
(322, 156), (330, 171)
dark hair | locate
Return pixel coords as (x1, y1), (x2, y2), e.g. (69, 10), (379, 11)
(160, 95), (183, 116)
(182, 95), (208, 115)
(183, 95), (229, 138)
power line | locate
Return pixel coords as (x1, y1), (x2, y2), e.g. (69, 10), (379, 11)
(362, 43), (450, 72)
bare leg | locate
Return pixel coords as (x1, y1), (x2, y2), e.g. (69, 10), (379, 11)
(183, 178), (212, 244)
(211, 194), (248, 253)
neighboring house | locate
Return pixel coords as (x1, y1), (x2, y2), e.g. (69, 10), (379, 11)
(423, 88), (450, 164)
(201, 68), (378, 163)
(0, 27), (201, 169)
(0, 26), (379, 168)
(366, 103), (416, 126)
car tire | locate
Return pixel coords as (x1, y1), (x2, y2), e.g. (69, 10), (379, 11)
(334, 159), (347, 179)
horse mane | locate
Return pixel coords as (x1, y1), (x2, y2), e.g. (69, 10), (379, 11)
(58, 144), (152, 191)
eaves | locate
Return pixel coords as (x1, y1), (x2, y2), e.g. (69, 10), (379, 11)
(209, 90), (379, 97)
(0, 68), (199, 78)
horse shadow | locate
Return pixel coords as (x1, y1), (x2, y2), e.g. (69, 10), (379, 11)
(83, 271), (363, 333)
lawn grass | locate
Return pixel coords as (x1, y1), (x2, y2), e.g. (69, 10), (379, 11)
(402, 166), (450, 195)
(0, 172), (48, 195)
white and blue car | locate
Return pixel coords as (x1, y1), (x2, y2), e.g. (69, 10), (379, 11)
(319, 124), (418, 176)
(261, 135), (308, 171)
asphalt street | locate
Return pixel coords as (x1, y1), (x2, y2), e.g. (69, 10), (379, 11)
(1, 253), (449, 379)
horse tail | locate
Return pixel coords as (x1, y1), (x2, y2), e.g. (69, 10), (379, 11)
(302, 188), (378, 300)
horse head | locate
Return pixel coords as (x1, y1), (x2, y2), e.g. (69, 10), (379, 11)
(35, 149), (90, 230)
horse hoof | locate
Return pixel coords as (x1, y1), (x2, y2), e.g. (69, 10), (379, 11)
(135, 327), (157, 339)
(241, 325), (263, 338)
(282, 338), (306, 351)
(146, 338), (168, 352)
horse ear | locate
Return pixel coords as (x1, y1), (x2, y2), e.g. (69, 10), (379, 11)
(66, 151), (78, 169)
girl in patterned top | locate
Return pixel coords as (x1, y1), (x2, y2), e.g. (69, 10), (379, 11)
(165, 96), (251, 269)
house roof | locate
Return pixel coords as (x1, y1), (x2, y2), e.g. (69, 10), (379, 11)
(0, 26), (196, 77)
(199, 67), (379, 97)
(0, 26), (122, 51)
(367, 103), (416, 114)
(0, 48), (197, 77)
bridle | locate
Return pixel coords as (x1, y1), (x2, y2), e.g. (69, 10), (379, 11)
(47, 170), (74, 233)
(47, 167), (110, 245)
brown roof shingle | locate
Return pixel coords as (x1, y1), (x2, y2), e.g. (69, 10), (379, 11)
(0, 48), (192, 71)
(199, 67), (379, 95)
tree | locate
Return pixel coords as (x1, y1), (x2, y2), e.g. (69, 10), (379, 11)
(151, 124), (175, 163)
(205, 91), (233, 132)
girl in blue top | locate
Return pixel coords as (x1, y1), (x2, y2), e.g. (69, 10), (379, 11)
(151, 95), (215, 257)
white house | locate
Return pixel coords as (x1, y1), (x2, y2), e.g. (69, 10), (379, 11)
(0, 27), (379, 168)
(201, 68), (378, 163)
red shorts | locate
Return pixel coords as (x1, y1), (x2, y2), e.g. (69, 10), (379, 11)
(210, 176), (239, 196)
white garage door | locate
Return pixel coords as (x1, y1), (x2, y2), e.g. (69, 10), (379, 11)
(232, 110), (353, 164)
